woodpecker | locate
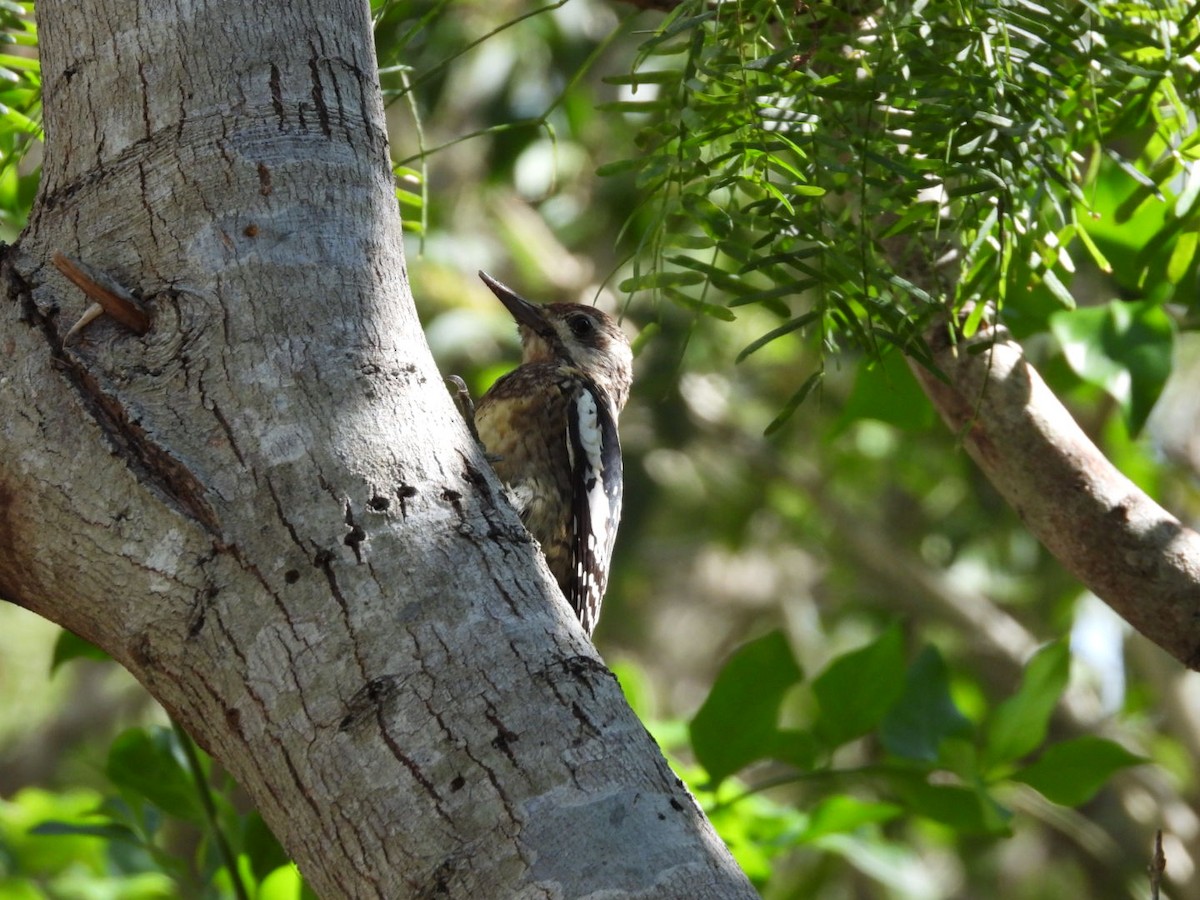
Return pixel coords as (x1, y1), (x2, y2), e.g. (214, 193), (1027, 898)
(473, 271), (633, 636)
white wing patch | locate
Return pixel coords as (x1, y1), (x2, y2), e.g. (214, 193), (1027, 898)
(566, 381), (623, 633)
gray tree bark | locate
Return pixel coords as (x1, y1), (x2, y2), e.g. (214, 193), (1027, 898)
(0, 0), (757, 896)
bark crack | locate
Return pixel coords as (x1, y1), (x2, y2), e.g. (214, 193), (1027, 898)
(208, 401), (247, 467)
(378, 721), (454, 823)
(268, 63), (286, 128)
(307, 42), (332, 139)
(18, 283), (222, 535)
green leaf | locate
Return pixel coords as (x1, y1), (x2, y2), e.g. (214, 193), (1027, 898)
(594, 157), (645, 177)
(1039, 268), (1076, 309)
(600, 99), (673, 113)
(601, 70), (682, 86)
(1166, 227), (1198, 286)
(618, 269), (705, 292)
(811, 625), (906, 749)
(799, 795), (902, 841)
(681, 193), (733, 240)
(662, 287), (737, 321)
(736, 310), (821, 363)
(764, 369), (824, 435)
(885, 774), (1012, 835)
(258, 865), (306, 900)
(395, 188), (423, 209)
(243, 811), (292, 883)
(1011, 737), (1144, 807)
(50, 628), (111, 673)
(1050, 300), (1174, 433)
(689, 630), (804, 785)
(105, 727), (205, 824)
(664, 231), (716, 250)
(29, 820), (140, 844)
(984, 640), (1070, 770)
(880, 645), (972, 762)
(834, 351), (936, 432)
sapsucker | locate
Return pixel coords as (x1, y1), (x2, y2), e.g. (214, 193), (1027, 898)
(474, 271), (633, 636)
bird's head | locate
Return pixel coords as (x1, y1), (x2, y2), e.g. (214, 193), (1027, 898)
(479, 271), (633, 412)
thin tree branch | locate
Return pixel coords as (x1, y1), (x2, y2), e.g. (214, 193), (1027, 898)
(910, 318), (1200, 671)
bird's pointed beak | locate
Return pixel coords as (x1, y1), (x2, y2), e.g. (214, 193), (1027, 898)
(478, 271), (549, 333)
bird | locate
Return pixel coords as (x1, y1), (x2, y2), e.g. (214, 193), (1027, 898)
(472, 271), (633, 636)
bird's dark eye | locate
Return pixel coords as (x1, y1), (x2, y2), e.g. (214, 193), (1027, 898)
(567, 314), (596, 339)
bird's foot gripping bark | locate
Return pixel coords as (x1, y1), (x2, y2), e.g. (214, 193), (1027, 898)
(446, 375), (502, 462)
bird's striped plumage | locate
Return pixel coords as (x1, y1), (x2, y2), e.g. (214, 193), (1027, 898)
(474, 273), (632, 635)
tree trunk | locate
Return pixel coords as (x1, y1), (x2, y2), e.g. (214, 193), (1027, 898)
(0, 1), (756, 896)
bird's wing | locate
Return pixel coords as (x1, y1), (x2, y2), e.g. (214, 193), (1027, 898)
(564, 377), (623, 634)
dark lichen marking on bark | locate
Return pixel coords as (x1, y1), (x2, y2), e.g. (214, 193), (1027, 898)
(488, 578), (523, 620)
(457, 736), (519, 829)
(264, 478), (310, 560)
(527, 655), (608, 739)
(136, 61), (152, 140)
(485, 708), (520, 766)
(344, 501), (366, 562)
(186, 579), (220, 639)
(62, 353), (219, 531)
(313, 546), (373, 687)
(278, 744), (328, 828)
(256, 161), (272, 196)
(0, 479), (23, 603)
(441, 487), (463, 515)
(569, 701), (601, 738)
(339, 674), (401, 732)
(460, 458), (492, 499)
(397, 483), (417, 519)
(128, 630), (156, 670)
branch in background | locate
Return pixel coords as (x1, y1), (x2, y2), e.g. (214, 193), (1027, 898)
(911, 319), (1200, 671)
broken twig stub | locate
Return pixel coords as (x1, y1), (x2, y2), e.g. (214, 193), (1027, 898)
(53, 252), (150, 338)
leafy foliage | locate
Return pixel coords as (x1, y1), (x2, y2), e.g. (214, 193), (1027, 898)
(4, 638), (308, 900)
(0, 0), (39, 231)
(9, 714), (309, 900)
(1049, 299), (1174, 432)
(661, 629), (1144, 891)
(604, 0), (1200, 424)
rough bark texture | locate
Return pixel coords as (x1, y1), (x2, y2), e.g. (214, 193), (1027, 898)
(912, 320), (1200, 671)
(0, 1), (757, 896)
